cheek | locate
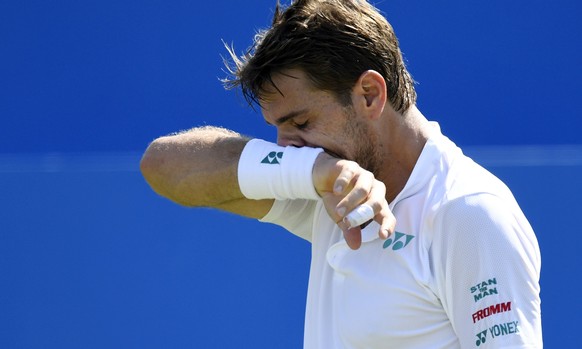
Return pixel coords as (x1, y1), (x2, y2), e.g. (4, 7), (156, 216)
(310, 130), (351, 160)
(330, 107), (363, 157)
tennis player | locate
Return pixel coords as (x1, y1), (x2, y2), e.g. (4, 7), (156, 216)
(140, 0), (542, 347)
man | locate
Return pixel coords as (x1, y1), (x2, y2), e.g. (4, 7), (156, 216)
(140, 0), (542, 347)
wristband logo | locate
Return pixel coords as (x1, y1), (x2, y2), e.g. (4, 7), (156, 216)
(261, 151), (284, 164)
(382, 232), (415, 251)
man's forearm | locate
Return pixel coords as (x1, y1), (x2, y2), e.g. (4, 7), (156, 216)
(141, 126), (396, 248)
(140, 126), (249, 208)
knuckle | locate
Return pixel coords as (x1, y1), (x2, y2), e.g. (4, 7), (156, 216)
(351, 186), (369, 199)
(339, 167), (355, 180)
(373, 178), (386, 190)
(342, 160), (363, 174)
(361, 168), (375, 178)
(370, 201), (384, 213)
(371, 181), (386, 196)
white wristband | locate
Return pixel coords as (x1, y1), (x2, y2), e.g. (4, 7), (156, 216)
(238, 139), (324, 201)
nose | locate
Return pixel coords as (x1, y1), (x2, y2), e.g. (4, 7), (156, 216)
(277, 131), (306, 148)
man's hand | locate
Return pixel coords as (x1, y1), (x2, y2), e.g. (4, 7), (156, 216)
(313, 152), (396, 250)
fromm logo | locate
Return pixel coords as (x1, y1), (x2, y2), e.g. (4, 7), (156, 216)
(472, 302), (512, 323)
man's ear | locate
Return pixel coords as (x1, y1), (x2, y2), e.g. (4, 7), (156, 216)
(351, 70), (387, 120)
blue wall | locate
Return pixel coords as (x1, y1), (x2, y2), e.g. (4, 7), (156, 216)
(1, 0), (581, 347)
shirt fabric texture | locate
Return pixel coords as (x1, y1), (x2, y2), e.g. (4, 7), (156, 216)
(260, 126), (542, 348)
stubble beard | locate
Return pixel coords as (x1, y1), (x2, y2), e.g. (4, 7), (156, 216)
(344, 108), (384, 179)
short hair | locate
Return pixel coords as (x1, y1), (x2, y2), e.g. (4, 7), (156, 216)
(223, 0), (416, 113)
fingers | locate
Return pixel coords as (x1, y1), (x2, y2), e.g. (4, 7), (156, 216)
(335, 204), (370, 250)
(376, 205), (396, 240)
(344, 204), (374, 228)
(333, 162), (375, 217)
(315, 157), (396, 250)
(331, 162), (358, 196)
(331, 164), (395, 250)
(343, 227), (363, 250)
(339, 200), (395, 250)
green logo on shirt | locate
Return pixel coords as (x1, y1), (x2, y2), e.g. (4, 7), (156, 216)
(383, 232), (414, 251)
(261, 151), (283, 164)
(471, 278), (498, 302)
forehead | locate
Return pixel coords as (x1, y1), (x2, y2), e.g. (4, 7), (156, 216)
(259, 69), (315, 102)
(259, 69), (337, 117)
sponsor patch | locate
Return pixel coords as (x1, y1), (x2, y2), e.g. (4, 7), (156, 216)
(475, 321), (520, 347)
(470, 278), (498, 303)
(472, 301), (512, 323)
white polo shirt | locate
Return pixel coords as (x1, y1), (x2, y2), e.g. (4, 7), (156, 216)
(261, 128), (542, 348)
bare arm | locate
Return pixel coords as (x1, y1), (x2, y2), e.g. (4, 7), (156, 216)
(141, 125), (396, 249)
(140, 126), (274, 219)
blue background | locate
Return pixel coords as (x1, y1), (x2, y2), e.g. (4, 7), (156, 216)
(1, 0), (580, 347)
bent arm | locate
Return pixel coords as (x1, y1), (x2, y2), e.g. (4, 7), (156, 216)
(140, 126), (274, 219)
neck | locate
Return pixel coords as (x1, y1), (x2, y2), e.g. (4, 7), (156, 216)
(377, 105), (434, 202)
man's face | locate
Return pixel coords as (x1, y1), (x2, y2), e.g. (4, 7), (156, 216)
(260, 69), (382, 174)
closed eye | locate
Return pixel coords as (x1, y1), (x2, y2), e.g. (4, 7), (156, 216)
(294, 120), (309, 130)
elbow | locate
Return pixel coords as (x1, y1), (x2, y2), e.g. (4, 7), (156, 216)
(140, 140), (161, 176)
(140, 136), (206, 207)
(139, 144), (156, 186)
(140, 138), (173, 199)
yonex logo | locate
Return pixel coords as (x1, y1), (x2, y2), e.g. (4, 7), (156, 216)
(261, 151), (283, 164)
(475, 321), (520, 347)
(383, 232), (415, 251)
(475, 330), (488, 346)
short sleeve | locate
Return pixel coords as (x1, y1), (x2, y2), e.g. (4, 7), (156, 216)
(429, 193), (542, 348)
(260, 199), (318, 242)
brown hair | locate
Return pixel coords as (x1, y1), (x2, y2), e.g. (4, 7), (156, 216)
(223, 0), (416, 113)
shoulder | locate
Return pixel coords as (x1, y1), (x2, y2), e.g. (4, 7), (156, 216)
(435, 193), (519, 239)
(425, 150), (538, 258)
(430, 191), (540, 271)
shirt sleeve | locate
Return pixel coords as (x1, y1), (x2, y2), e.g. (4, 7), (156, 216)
(429, 193), (542, 348)
(260, 199), (319, 242)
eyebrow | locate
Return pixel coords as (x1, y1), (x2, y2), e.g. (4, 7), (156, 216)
(266, 108), (309, 126)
